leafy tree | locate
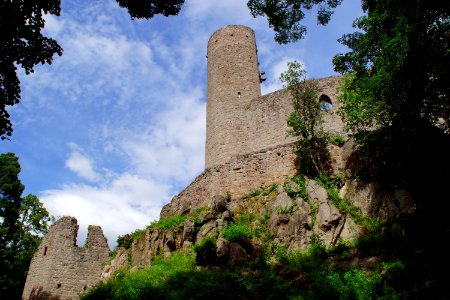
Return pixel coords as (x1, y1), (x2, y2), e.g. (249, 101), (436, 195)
(332, 0), (450, 185)
(281, 61), (331, 176)
(333, 0), (449, 135)
(0, 0), (186, 140)
(0, 153), (53, 299)
(115, 0), (185, 19)
(247, 0), (343, 43)
(0, 0), (63, 140)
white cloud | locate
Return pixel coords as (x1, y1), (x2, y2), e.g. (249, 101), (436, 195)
(262, 57), (305, 94)
(65, 144), (100, 182)
(112, 90), (206, 184)
(41, 173), (170, 249)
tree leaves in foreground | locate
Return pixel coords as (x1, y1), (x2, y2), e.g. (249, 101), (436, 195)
(247, 0), (343, 43)
(0, 0), (186, 141)
(334, 0), (449, 135)
(333, 0), (450, 185)
(0, 153), (53, 299)
(115, 0), (185, 19)
(0, 0), (63, 140)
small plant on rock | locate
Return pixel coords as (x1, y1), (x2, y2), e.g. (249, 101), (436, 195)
(222, 223), (253, 243)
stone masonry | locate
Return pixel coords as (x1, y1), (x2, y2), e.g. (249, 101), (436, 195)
(22, 216), (109, 300)
(161, 25), (345, 218)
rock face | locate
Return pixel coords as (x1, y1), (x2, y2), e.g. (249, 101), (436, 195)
(22, 217), (109, 300)
(102, 167), (417, 277)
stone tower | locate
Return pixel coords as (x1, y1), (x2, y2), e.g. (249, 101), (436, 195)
(205, 25), (262, 168)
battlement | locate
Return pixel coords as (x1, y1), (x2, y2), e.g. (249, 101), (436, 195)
(22, 216), (109, 300)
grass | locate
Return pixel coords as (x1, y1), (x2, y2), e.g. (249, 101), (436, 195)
(147, 214), (187, 232)
(84, 238), (408, 300)
(315, 173), (380, 231)
(222, 223), (252, 243)
(95, 178), (450, 300)
(283, 175), (310, 202)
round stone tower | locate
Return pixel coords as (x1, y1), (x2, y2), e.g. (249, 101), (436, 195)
(205, 25), (262, 168)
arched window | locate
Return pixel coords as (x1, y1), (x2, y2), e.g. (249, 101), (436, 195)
(319, 94), (333, 110)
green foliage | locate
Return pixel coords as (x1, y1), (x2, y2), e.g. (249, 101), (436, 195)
(244, 183), (278, 199)
(224, 191), (232, 202)
(116, 228), (146, 250)
(131, 228), (145, 241)
(147, 214), (187, 232)
(281, 61), (331, 176)
(192, 235), (217, 254)
(263, 183), (278, 195)
(283, 175), (312, 209)
(222, 223), (253, 243)
(330, 135), (346, 147)
(334, 0), (449, 133)
(333, 0), (450, 186)
(248, 188), (263, 197)
(320, 268), (379, 299)
(115, 0), (185, 19)
(84, 236), (446, 300)
(0, 153), (53, 299)
(247, 0), (343, 43)
(315, 173), (379, 230)
(0, 0), (186, 140)
(82, 250), (300, 300)
(285, 235), (327, 271)
(116, 234), (133, 250)
(0, 1), (63, 139)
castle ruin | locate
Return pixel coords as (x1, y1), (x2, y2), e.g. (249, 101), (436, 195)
(161, 25), (345, 218)
(22, 217), (109, 300)
(22, 25), (346, 299)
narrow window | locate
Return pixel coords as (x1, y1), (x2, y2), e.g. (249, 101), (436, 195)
(43, 247), (48, 256)
(319, 94), (333, 110)
(237, 92), (241, 99)
(57, 283), (61, 289)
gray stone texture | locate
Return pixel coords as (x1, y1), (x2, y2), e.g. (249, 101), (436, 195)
(22, 216), (109, 300)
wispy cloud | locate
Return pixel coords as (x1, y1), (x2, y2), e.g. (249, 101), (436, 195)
(65, 143), (100, 182)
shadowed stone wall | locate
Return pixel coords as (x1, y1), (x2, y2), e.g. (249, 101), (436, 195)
(22, 217), (109, 300)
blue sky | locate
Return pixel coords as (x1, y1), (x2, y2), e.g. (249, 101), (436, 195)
(1, 0), (363, 248)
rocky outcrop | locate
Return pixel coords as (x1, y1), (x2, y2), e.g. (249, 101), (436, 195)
(103, 166), (417, 278)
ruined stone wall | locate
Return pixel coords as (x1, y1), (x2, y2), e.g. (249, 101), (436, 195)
(22, 217), (109, 300)
(161, 143), (297, 218)
(245, 76), (345, 154)
(163, 75), (346, 219)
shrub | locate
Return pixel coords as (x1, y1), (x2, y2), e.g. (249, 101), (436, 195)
(193, 235), (217, 254)
(116, 234), (133, 249)
(330, 135), (346, 146)
(147, 214), (187, 232)
(224, 191), (232, 202)
(222, 223), (252, 243)
(283, 175), (310, 201)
